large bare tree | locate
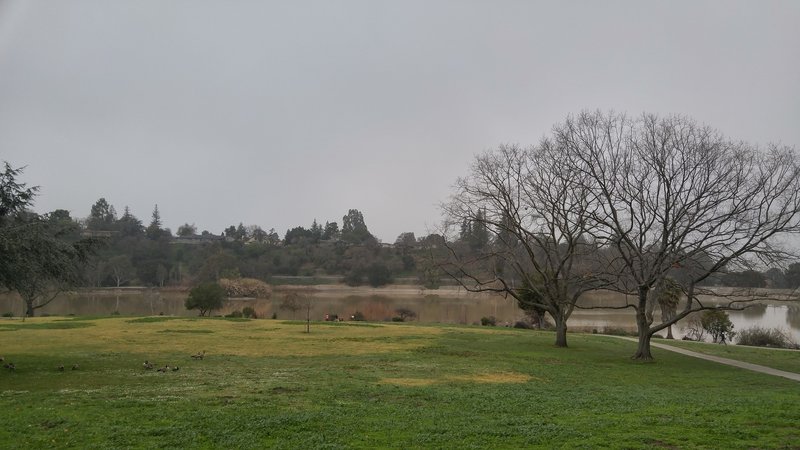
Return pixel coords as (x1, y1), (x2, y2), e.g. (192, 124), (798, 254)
(554, 111), (800, 360)
(442, 144), (608, 347)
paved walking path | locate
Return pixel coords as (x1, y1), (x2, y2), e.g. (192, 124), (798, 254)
(606, 336), (800, 382)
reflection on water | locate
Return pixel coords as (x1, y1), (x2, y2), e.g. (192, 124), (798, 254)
(741, 303), (767, 319)
(0, 288), (798, 343)
(787, 306), (800, 330)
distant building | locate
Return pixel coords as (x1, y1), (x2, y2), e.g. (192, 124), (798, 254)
(81, 230), (116, 238)
(171, 234), (227, 245)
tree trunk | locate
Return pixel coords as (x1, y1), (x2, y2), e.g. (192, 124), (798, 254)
(25, 299), (35, 318)
(554, 315), (568, 347)
(632, 332), (654, 361)
(666, 324), (674, 340)
(632, 286), (654, 360)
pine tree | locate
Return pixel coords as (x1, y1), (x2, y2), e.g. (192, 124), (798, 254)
(146, 204), (163, 239)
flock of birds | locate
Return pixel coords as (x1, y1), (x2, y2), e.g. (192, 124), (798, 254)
(1, 356), (15, 371)
(1, 351), (207, 373)
(142, 360), (180, 372)
(143, 352), (204, 373)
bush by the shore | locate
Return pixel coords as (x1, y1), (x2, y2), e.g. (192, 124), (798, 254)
(736, 326), (798, 349)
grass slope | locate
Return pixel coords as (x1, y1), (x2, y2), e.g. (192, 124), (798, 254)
(1, 317), (798, 449)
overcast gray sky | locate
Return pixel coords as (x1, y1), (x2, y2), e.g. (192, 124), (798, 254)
(1, 1), (798, 242)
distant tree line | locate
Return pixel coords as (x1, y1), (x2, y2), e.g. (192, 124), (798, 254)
(73, 199), (449, 289)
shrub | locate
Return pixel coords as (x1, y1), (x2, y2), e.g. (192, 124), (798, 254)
(737, 327), (798, 349)
(682, 316), (705, 341)
(701, 309), (735, 344)
(351, 311), (366, 321)
(225, 310), (243, 318)
(1, 312), (13, 318)
(219, 278), (272, 299)
(242, 307), (257, 319)
(601, 327), (637, 337)
(513, 321), (532, 329)
(186, 282), (226, 316)
(394, 308), (417, 322)
(481, 316), (497, 326)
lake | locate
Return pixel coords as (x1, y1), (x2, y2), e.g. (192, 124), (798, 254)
(1, 285), (798, 343)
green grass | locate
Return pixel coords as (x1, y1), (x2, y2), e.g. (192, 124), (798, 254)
(1, 317), (798, 449)
(659, 339), (800, 374)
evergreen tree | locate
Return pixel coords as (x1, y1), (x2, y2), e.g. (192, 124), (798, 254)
(469, 209), (490, 251)
(87, 198), (117, 230)
(1, 163), (96, 316)
(235, 222), (247, 241)
(341, 209), (372, 244)
(459, 219), (471, 242)
(146, 204), (163, 239)
(117, 206), (144, 237)
(322, 221), (339, 240)
(310, 219), (323, 241)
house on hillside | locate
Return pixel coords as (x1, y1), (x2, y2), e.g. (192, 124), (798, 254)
(171, 234), (227, 245)
(81, 230), (116, 238)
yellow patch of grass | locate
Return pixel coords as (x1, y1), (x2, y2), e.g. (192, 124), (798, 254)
(380, 377), (437, 387)
(450, 372), (534, 384)
(1, 317), (442, 359)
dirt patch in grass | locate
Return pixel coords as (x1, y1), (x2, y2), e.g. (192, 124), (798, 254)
(381, 377), (437, 387)
(381, 371), (533, 387)
(451, 372), (533, 384)
(126, 317), (188, 324)
(157, 329), (214, 334)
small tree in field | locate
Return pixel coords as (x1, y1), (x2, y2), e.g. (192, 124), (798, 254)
(185, 283), (225, 316)
(701, 310), (735, 344)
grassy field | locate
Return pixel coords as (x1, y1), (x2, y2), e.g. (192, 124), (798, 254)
(1, 317), (798, 449)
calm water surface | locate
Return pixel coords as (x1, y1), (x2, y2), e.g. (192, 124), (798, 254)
(1, 286), (798, 343)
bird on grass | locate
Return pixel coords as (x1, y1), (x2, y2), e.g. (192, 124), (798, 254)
(143, 360), (154, 370)
(71, 364), (79, 370)
(191, 351), (206, 360)
(4, 362), (16, 371)
(58, 365), (65, 372)
(171, 366), (180, 372)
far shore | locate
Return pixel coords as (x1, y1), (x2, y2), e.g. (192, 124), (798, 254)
(75, 283), (497, 299)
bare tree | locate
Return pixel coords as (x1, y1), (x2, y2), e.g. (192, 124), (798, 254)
(554, 111), (800, 360)
(442, 144), (609, 347)
(107, 254), (135, 312)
